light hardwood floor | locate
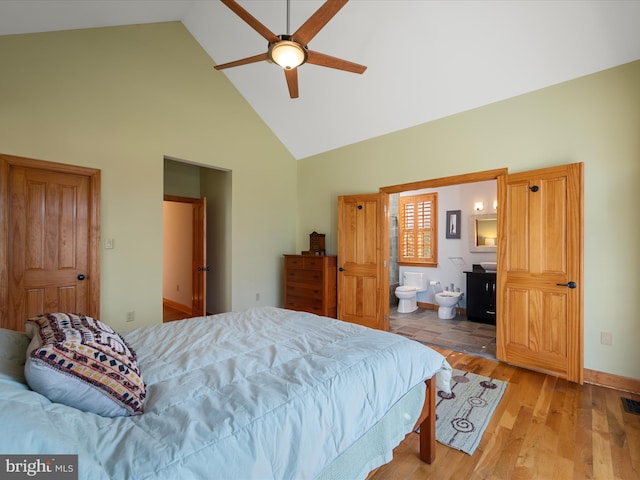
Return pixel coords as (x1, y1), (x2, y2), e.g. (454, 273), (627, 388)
(369, 346), (640, 480)
(163, 304), (190, 322)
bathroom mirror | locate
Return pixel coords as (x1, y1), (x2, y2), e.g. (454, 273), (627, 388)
(469, 214), (497, 252)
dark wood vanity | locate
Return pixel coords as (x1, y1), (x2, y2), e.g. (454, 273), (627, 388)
(464, 266), (497, 324)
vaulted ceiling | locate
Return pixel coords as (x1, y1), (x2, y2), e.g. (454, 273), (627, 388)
(2, 1), (639, 159)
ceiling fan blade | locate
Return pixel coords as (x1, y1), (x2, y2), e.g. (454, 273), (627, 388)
(220, 0), (280, 43)
(292, 0), (349, 46)
(306, 50), (367, 74)
(214, 52), (270, 70)
(284, 68), (299, 99)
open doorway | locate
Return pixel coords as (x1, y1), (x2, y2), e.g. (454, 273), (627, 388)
(163, 158), (231, 320)
(163, 196), (206, 318)
(381, 171), (503, 359)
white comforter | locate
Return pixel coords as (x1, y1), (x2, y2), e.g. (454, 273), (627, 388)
(0, 307), (451, 479)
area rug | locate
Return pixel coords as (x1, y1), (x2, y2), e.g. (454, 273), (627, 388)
(435, 369), (507, 456)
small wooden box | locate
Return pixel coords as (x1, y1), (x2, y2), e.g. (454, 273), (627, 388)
(304, 231), (325, 256)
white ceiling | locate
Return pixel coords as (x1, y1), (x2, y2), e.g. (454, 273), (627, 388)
(2, 0), (639, 159)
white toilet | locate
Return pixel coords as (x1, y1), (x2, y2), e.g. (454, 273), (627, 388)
(395, 272), (428, 313)
(435, 291), (464, 319)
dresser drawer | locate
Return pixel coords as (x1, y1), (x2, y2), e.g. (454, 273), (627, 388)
(285, 283), (323, 300)
(284, 255), (325, 270)
(284, 256), (304, 269)
(286, 269), (323, 284)
(301, 256), (325, 270)
(284, 296), (323, 314)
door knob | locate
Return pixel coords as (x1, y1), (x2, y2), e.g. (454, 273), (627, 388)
(556, 281), (577, 289)
(77, 274), (86, 280)
(339, 267), (345, 272)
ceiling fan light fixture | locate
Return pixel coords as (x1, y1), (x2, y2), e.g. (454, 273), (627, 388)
(216, 0), (366, 98)
(269, 40), (307, 70)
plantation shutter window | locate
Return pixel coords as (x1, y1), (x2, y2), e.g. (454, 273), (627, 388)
(398, 193), (438, 267)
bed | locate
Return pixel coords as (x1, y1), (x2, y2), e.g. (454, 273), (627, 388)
(0, 306), (451, 479)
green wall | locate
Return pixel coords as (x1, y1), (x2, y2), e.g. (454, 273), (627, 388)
(0, 22), (297, 330)
(297, 60), (640, 380)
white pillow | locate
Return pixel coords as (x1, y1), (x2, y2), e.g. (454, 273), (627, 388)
(24, 313), (145, 417)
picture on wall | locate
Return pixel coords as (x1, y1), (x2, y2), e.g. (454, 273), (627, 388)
(446, 210), (461, 239)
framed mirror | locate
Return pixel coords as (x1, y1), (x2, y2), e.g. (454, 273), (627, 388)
(469, 214), (497, 252)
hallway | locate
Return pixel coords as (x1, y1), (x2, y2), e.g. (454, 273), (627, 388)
(389, 307), (497, 359)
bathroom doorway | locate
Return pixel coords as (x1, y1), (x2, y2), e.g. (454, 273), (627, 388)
(383, 173), (500, 359)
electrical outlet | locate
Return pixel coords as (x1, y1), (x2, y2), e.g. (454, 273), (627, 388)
(600, 331), (612, 346)
(126, 311), (135, 323)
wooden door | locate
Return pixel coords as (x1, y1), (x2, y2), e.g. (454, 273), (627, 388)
(337, 193), (387, 330)
(497, 163), (583, 383)
(0, 154), (100, 331)
(191, 198), (206, 316)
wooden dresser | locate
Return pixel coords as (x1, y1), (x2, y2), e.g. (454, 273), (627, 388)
(283, 254), (337, 318)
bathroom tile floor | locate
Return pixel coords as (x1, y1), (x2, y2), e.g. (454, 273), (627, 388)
(389, 307), (497, 359)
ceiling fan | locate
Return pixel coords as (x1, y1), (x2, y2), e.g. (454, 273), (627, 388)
(214, 0), (367, 98)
